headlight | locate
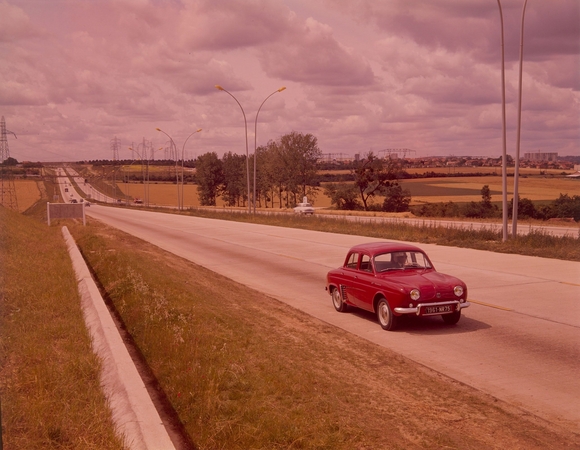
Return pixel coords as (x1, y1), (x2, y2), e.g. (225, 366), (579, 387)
(454, 286), (464, 297)
(410, 289), (420, 301)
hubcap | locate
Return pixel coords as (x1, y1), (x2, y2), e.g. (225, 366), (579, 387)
(378, 303), (389, 324)
(333, 291), (341, 308)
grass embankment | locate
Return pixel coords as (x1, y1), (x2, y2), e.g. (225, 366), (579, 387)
(66, 219), (580, 449)
(0, 207), (124, 449)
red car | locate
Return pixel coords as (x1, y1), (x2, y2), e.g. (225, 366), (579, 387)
(326, 242), (469, 330)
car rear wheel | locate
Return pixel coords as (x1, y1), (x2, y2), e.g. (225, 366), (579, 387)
(376, 298), (398, 331)
(331, 288), (348, 312)
(442, 310), (461, 325)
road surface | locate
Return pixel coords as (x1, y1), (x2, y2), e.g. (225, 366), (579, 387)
(85, 205), (580, 433)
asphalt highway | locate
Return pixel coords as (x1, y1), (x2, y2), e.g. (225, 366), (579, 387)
(85, 204), (580, 433)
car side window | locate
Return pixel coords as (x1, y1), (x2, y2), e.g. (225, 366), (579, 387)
(360, 254), (373, 272)
(345, 252), (359, 269)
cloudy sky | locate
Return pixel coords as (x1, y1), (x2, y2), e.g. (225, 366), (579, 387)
(1, 0), (579, 162)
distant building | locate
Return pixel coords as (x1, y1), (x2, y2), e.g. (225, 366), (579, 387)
(523, 151), (558, 162)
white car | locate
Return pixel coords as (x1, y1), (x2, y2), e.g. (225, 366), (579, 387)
(294, 202), (315, 215)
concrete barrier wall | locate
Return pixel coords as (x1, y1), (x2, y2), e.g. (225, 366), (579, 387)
(61, 226), (175, 450)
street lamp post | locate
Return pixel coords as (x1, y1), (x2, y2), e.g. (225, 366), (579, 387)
(215, 85), (251, 213)
(496, 0), (509, 242)
(156, 128), (180, 209)
(253, 87), (286, 214)
(512, 0), (529, 238)
(181, 129), (202, 211)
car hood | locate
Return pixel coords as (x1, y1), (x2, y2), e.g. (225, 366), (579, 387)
(377, 270), (465, 299)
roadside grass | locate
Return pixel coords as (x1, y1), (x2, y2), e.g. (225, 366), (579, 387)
(0, 207), (124, 449)
(68, 219), (580, 449)
(173, 208), (580, 262)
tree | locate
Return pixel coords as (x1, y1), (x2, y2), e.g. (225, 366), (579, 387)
(481, 185), (492, 208)
(323, 183), (362, 210)
(555, 194), (580, 221)
(252, 139), (285, 208)
(1, 157), (18, 166)
(278, 131), (322, 204)
(221, 152), (246, 207)
(255, 142), (282, 208)
(382, 183), (411, 212)
(353, 152), (399, 210)
(256, 132), (321, 208)
(507, 196), (538, 220)
(195, 152), (224, 206)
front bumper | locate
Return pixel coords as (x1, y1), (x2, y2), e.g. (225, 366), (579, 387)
(394, 300), (470, 316)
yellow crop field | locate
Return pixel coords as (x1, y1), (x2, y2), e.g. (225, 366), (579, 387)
(403, 167), (566, 176)
(13, 179), (42, 212)
(319, 167), (567, 177)
(401, 176), (579, 204)
(117, 183), (201, 207)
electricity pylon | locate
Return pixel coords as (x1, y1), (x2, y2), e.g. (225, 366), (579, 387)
(0, 116), (18, 210)
(110, 136), (121, 161)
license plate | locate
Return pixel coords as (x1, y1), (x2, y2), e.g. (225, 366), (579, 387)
(424, 305), (453, 315)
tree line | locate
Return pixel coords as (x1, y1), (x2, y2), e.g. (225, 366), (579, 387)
(196, 131), (322, 208)
(195, 142), (414, 212)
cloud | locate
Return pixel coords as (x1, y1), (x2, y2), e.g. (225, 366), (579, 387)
(179, 0), (293, 50)
(0, 2), (44, 42)
(0, 0), (577, 161)
(258, 17), (375, 87)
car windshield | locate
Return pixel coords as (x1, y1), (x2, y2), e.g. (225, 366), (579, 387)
(374, 251), (432, 272)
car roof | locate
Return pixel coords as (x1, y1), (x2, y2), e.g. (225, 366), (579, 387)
(348, 242), (425, 255)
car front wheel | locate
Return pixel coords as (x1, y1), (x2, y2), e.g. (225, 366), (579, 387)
(442, 310), (461, 325)
(331, 288), (348, 312)
(376, 298), (398, 331)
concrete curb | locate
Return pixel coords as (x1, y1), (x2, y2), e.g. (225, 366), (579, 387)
(61, 226), (176, 450)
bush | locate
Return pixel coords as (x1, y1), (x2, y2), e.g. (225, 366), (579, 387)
(382, 184), (411, 212)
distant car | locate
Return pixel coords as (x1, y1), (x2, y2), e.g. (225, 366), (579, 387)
(85, 201), (91, 207)
(70, 199), (78, 203)
(133, 198), (143, 204)
(293, 202), (315, 215)
(64, 188), (68, 192)
(326, 242), (469, 331)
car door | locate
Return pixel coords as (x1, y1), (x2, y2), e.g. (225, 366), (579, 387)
(337, 252), (363, 308)
(348, 253), (377, 312)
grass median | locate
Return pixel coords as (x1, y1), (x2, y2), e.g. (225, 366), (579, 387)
(64, 217), (580, 449)
(0, 207), (123, 449)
